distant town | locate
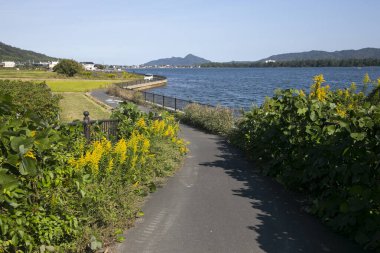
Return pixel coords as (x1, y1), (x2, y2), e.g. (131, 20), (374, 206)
(0, 60), (203, 70)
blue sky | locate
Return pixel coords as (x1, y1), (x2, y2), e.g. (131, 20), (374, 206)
(1, 0), (379, 65)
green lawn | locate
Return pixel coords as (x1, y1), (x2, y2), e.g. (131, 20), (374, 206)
(0, 69), (59, 79)
(47, 79), (124, 92)
(59, 92), (111, 122)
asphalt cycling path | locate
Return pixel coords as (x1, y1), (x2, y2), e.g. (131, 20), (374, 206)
(90, 89), (368, 253)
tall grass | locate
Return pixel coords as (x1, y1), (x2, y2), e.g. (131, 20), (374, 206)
(181, 103), (235, 136)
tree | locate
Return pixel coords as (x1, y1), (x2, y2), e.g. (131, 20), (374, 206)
(53, 59), (83, 77)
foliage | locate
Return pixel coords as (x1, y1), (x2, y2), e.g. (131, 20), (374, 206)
(0, 97), (187, 252)
(232, 74), (380, 250)
(181, 103), (235, 136)
(53, 59), (84, 77)
(0, 96), (82, 252)
(0, 79), (61, 123)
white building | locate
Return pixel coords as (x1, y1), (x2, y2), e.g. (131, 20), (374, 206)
(81, 62), (96, 71)
(49, 61), (59, 69)
(265, 59), (276, 63)
(2, 61), (16, 68)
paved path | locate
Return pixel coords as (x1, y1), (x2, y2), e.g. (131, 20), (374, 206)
(90, 89), (368, 253)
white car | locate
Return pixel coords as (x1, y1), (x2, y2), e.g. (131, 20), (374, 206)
(144, 74), (154, 81)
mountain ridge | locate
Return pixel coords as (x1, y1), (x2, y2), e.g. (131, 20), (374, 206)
(0, 41), (58, 62)
(144, 54), (210, 66)
(260, 48), (380, 62)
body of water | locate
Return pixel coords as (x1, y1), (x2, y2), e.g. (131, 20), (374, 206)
(129, 67), (380, 109)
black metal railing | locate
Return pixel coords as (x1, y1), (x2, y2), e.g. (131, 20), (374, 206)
(139, 90), (214, 112)
(68, 111), (119, 141)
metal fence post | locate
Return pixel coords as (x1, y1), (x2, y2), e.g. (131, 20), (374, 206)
(163, 96), (165, 108)
(144, 92), (147, 102)
(83, 111), (91, 141)
(175, 98), (177, 111)
(153, 93), (155, 104)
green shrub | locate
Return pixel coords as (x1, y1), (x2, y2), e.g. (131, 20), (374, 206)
(181, 103), (235, 136)
(232, 75), (380, 250)
(0, 79), (61, 123)
(53, 59), (83, 77)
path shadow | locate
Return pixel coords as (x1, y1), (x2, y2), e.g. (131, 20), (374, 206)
(199, 138), (370, 253)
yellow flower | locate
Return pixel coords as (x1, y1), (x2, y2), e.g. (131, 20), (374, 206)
(363, 73), (371, 84)
(136, 118), (146, 129)
(24, 150), (36, 160)
(310, 74), (329, 101)
(299, 90), (305, 97)
(30, 131), (37, 137)
(102, 138), (112, 153)
(114, 138), (127, 163)
(345, 89), (350, 98)
(313, 74), (325, 90)
(107, 158), (114, 173)
(142, 138), (150, 153)
(336, 108), (347, 118)
(377, 78), (380, 87)
(316, 85), (329, 101)
(350, 82), (357, 91)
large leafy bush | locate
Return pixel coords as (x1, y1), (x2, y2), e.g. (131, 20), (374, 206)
(232, 75), (380, 250)
(0, 80), (61, 123)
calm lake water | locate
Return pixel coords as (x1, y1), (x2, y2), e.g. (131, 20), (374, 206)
(130, 67), (380, 109)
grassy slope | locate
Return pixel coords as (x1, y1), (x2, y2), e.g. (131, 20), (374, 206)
(59, 92), (111, 122)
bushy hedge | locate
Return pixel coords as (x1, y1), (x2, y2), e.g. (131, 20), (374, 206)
(0, 97), (187, 252)
(232, 75), (380, 250)
(0, 79), (61, 123)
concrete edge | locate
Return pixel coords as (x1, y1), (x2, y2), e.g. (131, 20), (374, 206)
(85, 92), (114, 111)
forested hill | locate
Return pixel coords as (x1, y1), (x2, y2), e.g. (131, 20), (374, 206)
(144, 54), (210, 66)
(0, 41), (57, 62)
(201, 58), (380, 68)
(260, 48), (380, 62)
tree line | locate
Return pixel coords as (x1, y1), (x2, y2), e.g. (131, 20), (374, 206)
(201, 58), (380, 68)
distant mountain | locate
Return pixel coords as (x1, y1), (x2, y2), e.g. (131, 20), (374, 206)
(260, 48), (380, 62)
(0, 41), (57, 62)
(144, 54), (211, 66)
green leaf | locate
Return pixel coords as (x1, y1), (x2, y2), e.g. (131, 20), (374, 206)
(0, 169), (18, 188)
(297, 107), (307, 115)
(19, 156), (37, 176)
(325, 125), (336, 135)
(350, 132), (366, 141)
(116, 236), (126, 243)
(10, 136), (32, 153)
(310, 111), (317, 121)
(338, 120), (351, 132)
